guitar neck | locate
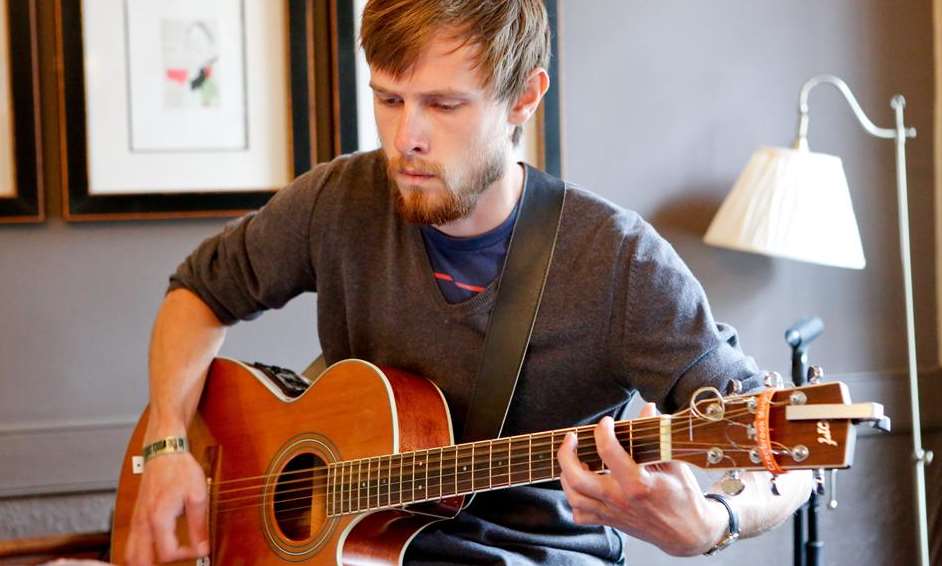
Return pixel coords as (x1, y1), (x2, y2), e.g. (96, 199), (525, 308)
(325, 416), (669, 516)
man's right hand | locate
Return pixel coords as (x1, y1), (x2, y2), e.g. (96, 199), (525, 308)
(125, 452), (210, 566)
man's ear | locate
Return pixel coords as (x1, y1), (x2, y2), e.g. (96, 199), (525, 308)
(508, 68), (550, 127)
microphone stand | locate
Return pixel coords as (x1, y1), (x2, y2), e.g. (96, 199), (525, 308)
(786, 317), (823, 566)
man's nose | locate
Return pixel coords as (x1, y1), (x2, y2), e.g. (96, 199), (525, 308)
(394, 105), (430, 155)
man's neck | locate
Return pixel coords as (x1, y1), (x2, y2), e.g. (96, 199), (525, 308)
(435, 160), (524, 238)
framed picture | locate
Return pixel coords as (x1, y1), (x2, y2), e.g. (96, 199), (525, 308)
(0, 0), (44, 223)
(55, 0), (357, 220)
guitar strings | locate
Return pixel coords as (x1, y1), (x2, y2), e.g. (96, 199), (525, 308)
(212, 436), (762, 509)
(208, 403), (763, 505)
(262, 445), (757, 522)
(207, 404), (776, 515)
(224, 441), (774, 520)
(210, 417), (738, 502)
(214, 442), (764, 516)
(207, 400), (767, 494)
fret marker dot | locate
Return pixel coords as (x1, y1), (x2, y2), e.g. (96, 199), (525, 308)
(462, 466), (467, 471)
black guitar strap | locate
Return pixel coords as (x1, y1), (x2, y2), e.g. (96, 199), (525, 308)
(461, 168), (566, 443)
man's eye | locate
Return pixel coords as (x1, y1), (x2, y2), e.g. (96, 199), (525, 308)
(433, 102), (460, 111)
(378, 96), (401, 106)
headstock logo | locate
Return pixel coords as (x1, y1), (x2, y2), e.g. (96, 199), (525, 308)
(816, 421), (838, 446)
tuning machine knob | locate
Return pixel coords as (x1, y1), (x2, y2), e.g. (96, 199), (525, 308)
(807, 366), (824, 384)
(720, 470), (745, 496)
(763, 371), (784, 389)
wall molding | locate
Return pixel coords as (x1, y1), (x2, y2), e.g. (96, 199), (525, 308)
(0, 417), (137, 498)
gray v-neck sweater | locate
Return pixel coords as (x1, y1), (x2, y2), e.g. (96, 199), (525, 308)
(170, 150), (760, 564)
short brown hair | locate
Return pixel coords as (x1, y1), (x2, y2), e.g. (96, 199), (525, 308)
(360, 0), (550, 141)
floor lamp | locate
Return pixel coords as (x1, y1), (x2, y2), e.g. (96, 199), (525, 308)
(702, 74), (932, 566)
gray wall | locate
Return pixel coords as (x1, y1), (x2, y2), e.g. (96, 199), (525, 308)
(559, 1), (939, 564)
(1, 1), (939, 564)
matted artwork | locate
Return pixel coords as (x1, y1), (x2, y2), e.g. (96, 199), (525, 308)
(56, 0), (354, 220)
(0, 0), (43, 223)
(125, 1), (247, 152)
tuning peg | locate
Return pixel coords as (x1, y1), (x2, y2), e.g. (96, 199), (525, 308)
(720, 470), (745, 496)
(807, 366), (824, 384)
(763, 371), (784, 389)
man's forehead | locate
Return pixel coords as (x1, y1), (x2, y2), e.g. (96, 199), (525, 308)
(369, 31), (488, 94)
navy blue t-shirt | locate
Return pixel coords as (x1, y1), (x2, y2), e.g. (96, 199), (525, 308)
(420, 197), (522, 303)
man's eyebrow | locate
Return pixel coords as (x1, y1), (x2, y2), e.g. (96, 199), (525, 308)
(368, 82), (473, 99)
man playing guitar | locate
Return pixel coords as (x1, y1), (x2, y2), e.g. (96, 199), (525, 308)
(125, 1), (813, 563)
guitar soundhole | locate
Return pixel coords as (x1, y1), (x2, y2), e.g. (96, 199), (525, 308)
(273, 452), (321, 542)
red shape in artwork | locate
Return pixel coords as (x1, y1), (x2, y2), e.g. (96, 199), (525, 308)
(166, 68), (188, 84)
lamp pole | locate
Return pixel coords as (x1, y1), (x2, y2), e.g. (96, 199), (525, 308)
(796, 74), (930, 566)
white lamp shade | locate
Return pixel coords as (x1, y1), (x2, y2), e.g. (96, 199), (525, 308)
(704, 146), (866, 269)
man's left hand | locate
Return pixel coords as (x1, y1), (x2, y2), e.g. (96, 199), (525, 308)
(557, 402), (728, 556)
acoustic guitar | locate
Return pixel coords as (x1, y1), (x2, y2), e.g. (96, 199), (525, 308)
(111, 358), (888, 564)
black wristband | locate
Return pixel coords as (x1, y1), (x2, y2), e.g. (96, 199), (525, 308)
(703, 493), (740, 556)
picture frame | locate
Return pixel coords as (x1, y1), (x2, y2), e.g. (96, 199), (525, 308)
(0, 0), (44, 223)
(55, 0), (357, 221)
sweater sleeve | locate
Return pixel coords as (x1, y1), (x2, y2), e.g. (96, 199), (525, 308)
(612, 218), (762, 413)
(167, 166), (330, 325)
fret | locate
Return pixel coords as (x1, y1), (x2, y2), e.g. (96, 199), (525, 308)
(456, 444), (473, 494)
(440, 445), (457, 498)
(386, 454), (393, 507)
(341, 461), (349, 515)
(366, 458), (372, 510)
(411, 451), (417, 503)
(327, 464), (334, 516)
(629, 419), (633, 460)
(550, 432), (555, 479)
(431, 447), (443, 500)
(374, 457), (382, 509)
(489, 442), (494, 489)
(472, 442), (489, 491)
(394, 453), (403, 506)
(471, 442), (477, 491)
(415, 450), (426, 502)
(528, 434), (533, 484)
(494, 439), (511, 486)
(356, 459), (363, 512)
(508, 437), (528, 485)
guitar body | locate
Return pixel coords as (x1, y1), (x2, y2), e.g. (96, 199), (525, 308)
(112, 358), (463, 565)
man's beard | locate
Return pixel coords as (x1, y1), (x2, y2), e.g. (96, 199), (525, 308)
(388, 147), (506, 225)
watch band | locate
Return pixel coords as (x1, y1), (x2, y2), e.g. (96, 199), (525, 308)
(703, 493), (741, 556)
(142, 436), (189, 463)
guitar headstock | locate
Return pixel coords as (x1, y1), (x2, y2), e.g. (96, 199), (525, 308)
(669, 381), (888, 472)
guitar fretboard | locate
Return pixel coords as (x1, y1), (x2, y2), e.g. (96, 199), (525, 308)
(324, 417), (667, 516)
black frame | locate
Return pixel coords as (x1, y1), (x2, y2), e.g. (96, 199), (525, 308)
(0, 0), (43, 223)
(56, 0), (352, 221)
(542, 0), (561, 178)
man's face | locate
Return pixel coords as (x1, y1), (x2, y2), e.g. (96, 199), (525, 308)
(370, 32), (513, 225)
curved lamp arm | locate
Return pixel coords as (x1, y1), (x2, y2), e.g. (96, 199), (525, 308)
(794, 74), (916, 148)
(794, 73), (931, 566)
